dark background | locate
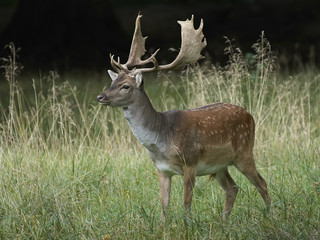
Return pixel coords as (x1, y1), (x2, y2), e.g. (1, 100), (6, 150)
(1, 0), (320, 74)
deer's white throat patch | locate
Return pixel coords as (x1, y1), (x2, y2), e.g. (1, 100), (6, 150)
(123, 108), (161, 147)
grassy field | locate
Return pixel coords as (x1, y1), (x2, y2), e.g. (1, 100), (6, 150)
(0, 40), (320, 239)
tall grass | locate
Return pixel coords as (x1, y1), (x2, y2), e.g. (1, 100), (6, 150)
(0, 37), (319, 239)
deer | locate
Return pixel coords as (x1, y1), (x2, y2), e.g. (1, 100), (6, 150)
(97, 13), (271, 220)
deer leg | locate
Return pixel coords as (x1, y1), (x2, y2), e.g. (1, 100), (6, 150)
(215, 169), (239, 220)
(236, 158), (271, 207)
(158, 171), (172, 221)
(183, 166), (196, 218)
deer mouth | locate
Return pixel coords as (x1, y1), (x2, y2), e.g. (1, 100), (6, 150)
(98, 101), (111, 106)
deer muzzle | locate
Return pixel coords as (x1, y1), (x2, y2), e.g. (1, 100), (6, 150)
(97, 93), (110, 105)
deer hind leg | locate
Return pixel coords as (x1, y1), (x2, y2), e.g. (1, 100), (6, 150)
(235, 156), (271, 207)
(183, 166), (196, 219)
(215, 168), (239, 220)
(158, 171), (172, 221)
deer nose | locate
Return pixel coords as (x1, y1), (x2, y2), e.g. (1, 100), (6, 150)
(97, 94), (106, 102)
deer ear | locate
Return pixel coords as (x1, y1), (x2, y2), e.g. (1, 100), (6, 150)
(135, 71), (143, 88)
(108, 70), (118, 81)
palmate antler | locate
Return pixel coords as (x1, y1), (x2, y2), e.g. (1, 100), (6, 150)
(110, 13), (207, 74)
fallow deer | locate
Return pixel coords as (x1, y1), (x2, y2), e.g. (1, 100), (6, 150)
(97, 14), (271, 220)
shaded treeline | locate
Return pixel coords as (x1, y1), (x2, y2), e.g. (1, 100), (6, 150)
(0, 0), (320, 73)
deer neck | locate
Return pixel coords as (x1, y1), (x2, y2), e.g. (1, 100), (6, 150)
(123, 89), (167, 149)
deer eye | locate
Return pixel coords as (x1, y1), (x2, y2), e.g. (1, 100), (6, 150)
(121, 85), (130, 90)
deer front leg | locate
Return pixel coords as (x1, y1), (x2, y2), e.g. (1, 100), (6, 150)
(158, 171), (171, 221)
(183, 166), (196, 218)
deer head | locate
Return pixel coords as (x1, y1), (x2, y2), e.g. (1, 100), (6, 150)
(97, 13), (207, 107)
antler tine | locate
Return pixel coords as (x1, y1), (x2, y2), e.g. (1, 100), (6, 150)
(132, 49), (160, 74)
(110, 54), (120, 73)
(110, 54), (130, 73)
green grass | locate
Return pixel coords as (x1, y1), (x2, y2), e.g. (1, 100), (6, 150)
(0, 41), (320, 239)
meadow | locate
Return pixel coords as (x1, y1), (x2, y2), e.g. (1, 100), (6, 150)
(0, 38), (319, 239)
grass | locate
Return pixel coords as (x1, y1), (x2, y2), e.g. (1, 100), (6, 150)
(0, 38), (320, 239)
